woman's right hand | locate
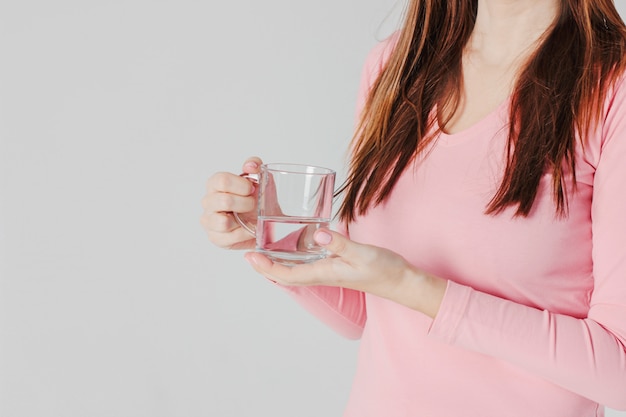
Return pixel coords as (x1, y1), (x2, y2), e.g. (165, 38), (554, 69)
(200, 157), (262, 250)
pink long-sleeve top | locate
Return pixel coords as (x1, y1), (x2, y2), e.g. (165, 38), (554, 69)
(281, 35), (626, 416)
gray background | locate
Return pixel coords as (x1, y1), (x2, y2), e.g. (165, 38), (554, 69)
(1, 1), (624, 416)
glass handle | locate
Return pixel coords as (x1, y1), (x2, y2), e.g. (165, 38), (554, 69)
(232, 173), (259, 236)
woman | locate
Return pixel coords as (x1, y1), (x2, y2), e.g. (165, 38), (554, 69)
(201, 0), (626, 415)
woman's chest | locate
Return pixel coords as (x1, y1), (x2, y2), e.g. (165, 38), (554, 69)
(348, 132), (595, 316)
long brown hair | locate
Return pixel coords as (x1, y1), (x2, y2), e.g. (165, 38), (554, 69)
(337, 0), (626, 222)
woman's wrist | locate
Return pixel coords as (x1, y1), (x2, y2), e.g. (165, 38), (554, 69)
(389, 265), (447, 318)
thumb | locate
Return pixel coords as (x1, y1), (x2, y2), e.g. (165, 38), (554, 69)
(314, 229), (355, 257)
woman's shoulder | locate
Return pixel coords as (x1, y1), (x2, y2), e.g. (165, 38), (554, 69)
(597, 66), (626, 133)
(367, 30), (400, 62)
(360, 31), (401, 84)
(582, 65), (626, 167)
(603, 66), (626, 109)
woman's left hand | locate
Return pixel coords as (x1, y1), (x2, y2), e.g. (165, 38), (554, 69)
(244, 229), (447, 318)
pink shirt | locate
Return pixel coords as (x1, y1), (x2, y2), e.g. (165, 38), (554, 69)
(282, 35), (626, 416)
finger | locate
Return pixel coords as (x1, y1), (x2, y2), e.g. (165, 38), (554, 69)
(313, 229), (360, 259)
(202, 192), (257, 214)
(201, 211), (239, 233)
(242, 156), (263, 174)
(214, 234), (256, 250)
(244, 251), (332, 286)
(244, 252), (298, 285)
(204, 226), (256, 250)
(245, 251), (274, 270)
(207, 172), (255, 196)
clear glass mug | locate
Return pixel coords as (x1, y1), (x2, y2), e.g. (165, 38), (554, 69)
(233, 163), (336, 265)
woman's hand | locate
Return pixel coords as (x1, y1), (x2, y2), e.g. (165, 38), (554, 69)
(245, 228), (448, 318)
(200, 157), (262, 250)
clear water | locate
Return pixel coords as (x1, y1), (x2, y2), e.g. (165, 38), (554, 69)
(256, 216), (330, 265)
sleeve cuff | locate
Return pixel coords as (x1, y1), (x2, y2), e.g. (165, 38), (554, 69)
(428, 280), (473, 344)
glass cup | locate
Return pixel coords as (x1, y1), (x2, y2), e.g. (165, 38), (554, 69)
(233, 163), (336, 265)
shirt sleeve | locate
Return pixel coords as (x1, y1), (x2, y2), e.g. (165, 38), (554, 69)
(428, 77), (626, 410)
(274, 35), (399, 340)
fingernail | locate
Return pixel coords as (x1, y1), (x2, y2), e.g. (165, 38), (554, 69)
(314, 230), (332, 245)
(244, 161), (258, 170)
(244, 252), (258, 266)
